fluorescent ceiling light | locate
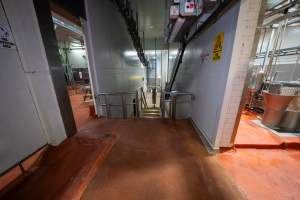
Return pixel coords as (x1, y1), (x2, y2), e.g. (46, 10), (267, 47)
(124, 51), (137, 57)
(52, 16), (83, 35)
(170, 50), (178, 56)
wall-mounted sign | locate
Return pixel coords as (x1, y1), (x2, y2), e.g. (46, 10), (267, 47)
(0, 25), (10, 41)
(212, 32), (224, 62)
(170, 5), (179, 19)
(0, 24), (15, 49)
(200, 52), (210, 64)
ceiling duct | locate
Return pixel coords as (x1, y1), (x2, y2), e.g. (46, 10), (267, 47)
(166, 0), (219, 43)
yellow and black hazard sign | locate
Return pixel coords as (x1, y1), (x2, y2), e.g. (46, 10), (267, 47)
(212, 32), (224, 62)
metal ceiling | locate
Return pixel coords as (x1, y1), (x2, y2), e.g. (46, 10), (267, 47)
(51, 0), (85, 19)
(131, 0), (166, 39)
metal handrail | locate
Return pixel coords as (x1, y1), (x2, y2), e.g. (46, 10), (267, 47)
(161, 91), (195, 120)
(97, 91), (139, 119)
(139, 87), (148, 109)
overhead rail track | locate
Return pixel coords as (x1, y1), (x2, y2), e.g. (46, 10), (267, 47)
(111, 0), (149, 67)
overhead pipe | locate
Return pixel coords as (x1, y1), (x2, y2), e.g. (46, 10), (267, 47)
(264, 0), (299, 19)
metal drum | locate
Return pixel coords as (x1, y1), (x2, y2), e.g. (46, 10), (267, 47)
(262, 91), (294, 129)
(297, 119), (300, 132)
(280, 109), (300, 131)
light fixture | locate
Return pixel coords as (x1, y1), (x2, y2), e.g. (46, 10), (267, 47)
(124, 50), (137, 57)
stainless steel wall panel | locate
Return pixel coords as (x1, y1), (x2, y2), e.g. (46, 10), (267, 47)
(84, 0), (146, 116)
(173, 3), (240, 145)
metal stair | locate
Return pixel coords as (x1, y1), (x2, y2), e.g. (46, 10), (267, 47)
(141, 107), (161, 119)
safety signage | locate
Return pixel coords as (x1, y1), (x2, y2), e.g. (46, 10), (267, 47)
(0, 25), (15, 49)
(212, 32), (224, 62)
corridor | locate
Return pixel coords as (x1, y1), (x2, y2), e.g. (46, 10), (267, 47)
(1, 0), (300, 199)
(0, 118), (243, 200)
(80, 119), (243, 200)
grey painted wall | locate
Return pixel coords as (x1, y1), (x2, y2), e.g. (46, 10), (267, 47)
(0, 4), (47, 173)
(84, 0), (146, 117)
(0, 0), (71, 173)
(32, 0), (77, 137)
(173, 3), (240, 145)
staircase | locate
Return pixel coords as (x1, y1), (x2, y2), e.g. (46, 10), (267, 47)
(141, 107), (161, 119)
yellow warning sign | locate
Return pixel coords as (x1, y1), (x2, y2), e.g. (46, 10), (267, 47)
(212, 32), (224, 62)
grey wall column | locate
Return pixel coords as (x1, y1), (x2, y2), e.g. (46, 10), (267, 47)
(32, 0), (76, 137)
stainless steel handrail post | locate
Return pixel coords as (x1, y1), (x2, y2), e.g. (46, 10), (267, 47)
(169, 99), (173, 120)
(140, 88), (143, 109)
(171, 95), (177, 120)
(121, 95), (127, 119)
(104, 95), (111, 119)
(135, 90), (140, 118)
(161, 92), (165, 118)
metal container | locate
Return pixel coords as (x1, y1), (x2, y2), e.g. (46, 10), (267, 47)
(296, 119), (300, 132)
(262, 91), (294, 129)
(280, 109), (300, 131)
(288, 96), (300, 110)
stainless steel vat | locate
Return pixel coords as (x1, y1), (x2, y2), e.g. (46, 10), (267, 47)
(296, 119), (300, 132)
(280, 109), (300, 131)
(262, 91), (294, 128)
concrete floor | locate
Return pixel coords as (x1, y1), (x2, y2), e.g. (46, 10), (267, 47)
(218, 149), (300, 200)
(80, 119), (244, 200)
(0, 129), (115, 200)
(69, 93), (94, 129)
(234, 110), (300, 149)
(220, 110), (300, 200)
(2, 117), (300, 200)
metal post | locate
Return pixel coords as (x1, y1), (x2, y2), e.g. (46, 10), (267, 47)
(105, 95), (111, 118)
(121, 95), (127, 119)
(140, 88), (143, 109)
(135, 91), (140, 118)
(161, 92), (165, 118)
(167, 43), (169, 82)
(262, 28), (275, 72)
(161, 49), (163, 88)
(171, 95), (176, 120)
(273, 19), (288, 69)
(265, 24), (283, 81)
(172, 96), (176, 120)
(290, 53), (300, 81)
(155, 38), (157, 87)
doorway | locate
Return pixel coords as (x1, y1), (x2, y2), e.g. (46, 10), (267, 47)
(232, 2), (300, 148)
(51, 9), (95, 129)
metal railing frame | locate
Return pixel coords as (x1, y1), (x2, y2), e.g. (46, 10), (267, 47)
(97, 90), (194, 120)
(97, 91), (139, 119)
(161, 91), (195, 120)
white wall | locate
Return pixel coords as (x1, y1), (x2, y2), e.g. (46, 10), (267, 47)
(173, 3), (240, 148)
(2, 0), (68, 145)
(216, 0), (264, 147)
(0, 0), (69, 173)
(84, 0), (146, 116)
(0, 4), (47, 173)
(173, 0), (264, 149)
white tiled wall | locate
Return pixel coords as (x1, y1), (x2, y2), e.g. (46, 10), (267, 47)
(216, 0), (264, 147)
